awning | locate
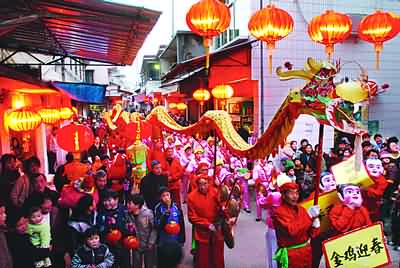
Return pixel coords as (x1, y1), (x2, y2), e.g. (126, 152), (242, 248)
(0, 1), (160, 65)
(52, 82), (106, 104)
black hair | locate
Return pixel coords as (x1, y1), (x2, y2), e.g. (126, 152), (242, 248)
(367, 149), (379, 157)
(159, 186), (170, 196)
(126, 194), (145, 208)
(84, 227), (100, 239)
(336, 183), (359, 198)
(361, 141), (372, 148)
(66, 152), (74, 163)
(94, 170), (107, 180)
(71, 194), (93, 218)
(300, 139), (309, 145)
(100, 154), (110, 161)
(157, 240), (183, 268)
(0, 154), (16, 173)
(23, 156), (41, 174)
(290, 140), (297, 146)
(373, 134), (382, 139)
(28, 206), (42, 217)
(103, 190), (119, 200)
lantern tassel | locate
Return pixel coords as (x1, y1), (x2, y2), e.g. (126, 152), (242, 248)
(325, 44), (334, 62)
(374, 43), (383, 70)
(267, 43), (275, 74)
(204, 38), (212, 70)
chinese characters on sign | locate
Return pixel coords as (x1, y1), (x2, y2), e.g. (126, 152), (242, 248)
(323, 223), (390, 268)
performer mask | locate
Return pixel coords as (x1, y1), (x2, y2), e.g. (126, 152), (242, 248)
(366, 158), (384, 178)
(320, 172), (336, 192)
(337, 184), (363, 209)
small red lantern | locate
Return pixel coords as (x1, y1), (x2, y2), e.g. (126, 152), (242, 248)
(165, 221), (181, 236)
(56, 124), (94, 152)
(358, 10), (399, 69)
(193, 88), (211, 106)
(123, 235), (140, 250)
(186, 0), (231, 69)
(106, 229), (122, 244)
(308, 10), (352, 60)
(248, 4), (294, 73)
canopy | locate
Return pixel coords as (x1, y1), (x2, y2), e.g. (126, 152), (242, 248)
(0, 0), (160, 64)
(52, 82), (106, 104)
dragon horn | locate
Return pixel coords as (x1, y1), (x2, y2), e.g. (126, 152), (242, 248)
(306, 58), (322, 73)
(276, 66), (314, 81)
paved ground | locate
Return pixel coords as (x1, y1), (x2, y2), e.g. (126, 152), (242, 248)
(179, 199), (400, 268)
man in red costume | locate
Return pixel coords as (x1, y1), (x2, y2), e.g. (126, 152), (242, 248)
(164, 147), (184, 208)
(188, 176), (224, 268)
(147, 138), (167, 172)
(273, 182), (320, 268)
(329, 183), (372, 234)
(364, 158), (388, 222)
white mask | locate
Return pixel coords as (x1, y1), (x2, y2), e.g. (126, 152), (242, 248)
(320, 174), (336, 192)
(366, 158), (384, 177)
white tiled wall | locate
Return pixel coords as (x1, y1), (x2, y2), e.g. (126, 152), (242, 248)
(250, 0), (400, 145)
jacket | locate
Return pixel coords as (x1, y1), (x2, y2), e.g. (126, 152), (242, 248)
(154, 202), (185, 244)
(0, 227), (12, 268)
(10, 174), (30, 208)
(28, 220), (51, 248)
(71, 244), (113, 268)
(140, 173), (168, 210)
(126, 206), (157, 251)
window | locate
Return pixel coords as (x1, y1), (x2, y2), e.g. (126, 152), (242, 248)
(85, 70), (94, 83)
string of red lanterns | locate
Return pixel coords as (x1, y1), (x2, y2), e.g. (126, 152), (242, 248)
(186, 0), (398, 71)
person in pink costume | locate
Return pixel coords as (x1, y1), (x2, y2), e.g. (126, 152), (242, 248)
(180, 144), (194, 203)
(231, 155), (251, 213)
(262, 191), (281, 268)
(213, 159), (232, 187)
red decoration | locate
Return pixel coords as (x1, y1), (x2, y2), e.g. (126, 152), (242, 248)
(106, 229), (122, 244)
(308, 10), (352, 60)
(123, 235), (140, 250)
(6, 108), (42, 132)
(248, 4), (294, 73)
(56, 124), (94, 152)
(186, 0), (231, 69)
(358, 10), (399, 69)
(164, 221), (181, 236)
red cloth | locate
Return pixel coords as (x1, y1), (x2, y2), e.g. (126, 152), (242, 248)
(146, 148), (167, 172)
(328, 204), (372, 234)
(273, 202), (320, 268)
(188, 187), (223, 243)
(63, 161), (90, 181)
(280, 182), (299, 192)
(363, 175), (388, 222)
(196, 239), (224, 268)
(165, 158), (183, 190)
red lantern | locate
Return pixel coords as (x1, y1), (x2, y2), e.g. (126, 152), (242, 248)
(358, 10), (398, 69)
(164, 221), (181, 236)
(56, 124), (94, 152)
(248, 4), (294, 73)
(193, 88), (211, 106)
(6, 108), (42, 132)
(122, 235), (139, 250)
(308, 10), (352, 60)
(186, 0), (231, 69)
(106, 229), (122, 244)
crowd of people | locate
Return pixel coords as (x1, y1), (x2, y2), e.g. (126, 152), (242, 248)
(0, 119), (399, 268)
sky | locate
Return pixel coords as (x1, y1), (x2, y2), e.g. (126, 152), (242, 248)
(105, 0), (198, 87)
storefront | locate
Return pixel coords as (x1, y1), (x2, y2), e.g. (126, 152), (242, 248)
(161, 40), (258, 133)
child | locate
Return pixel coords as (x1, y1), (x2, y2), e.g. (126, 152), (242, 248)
(154, 187), (185, 245)
(27, 206), (52, 268)
(390, 183), (400, 251)
(71, 227), (114, 268)
(126, 194), (157, 268)
(96, 190), (128, 268)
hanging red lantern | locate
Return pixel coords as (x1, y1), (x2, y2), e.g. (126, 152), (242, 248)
(248, 4), (294, 73)
(186, 0), (231, 69)
(122, 235), (139, 250)
(308, 10), (352, 60)
(212, 84), (234, 99)
(176, 103), (187, 111)
(358, 10), (398, 69)
(165, 221), (181, 236)
(38, 108), (61, 124)
(56, 124), (94, 152)
(6, 108), (42, 132)
(193, 88), (211, 106)
(106, 229), (122, 244)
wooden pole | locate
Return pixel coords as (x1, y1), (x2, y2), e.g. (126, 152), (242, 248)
(313, 124), (324, 205)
